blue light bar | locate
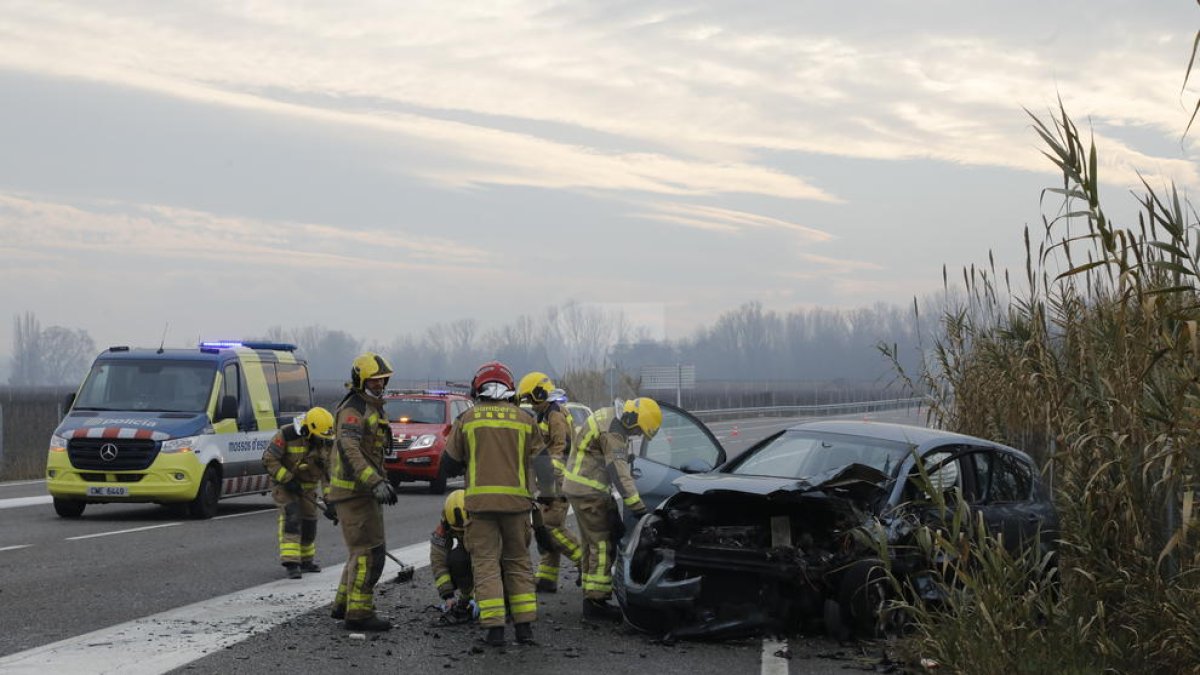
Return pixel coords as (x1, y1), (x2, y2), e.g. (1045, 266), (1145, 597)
(200, 341), (243, 349)
(199, 341), (297, 351)
(424, 389), (450, 396)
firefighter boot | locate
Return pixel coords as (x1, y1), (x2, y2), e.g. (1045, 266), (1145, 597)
(284, 563), (302, 579)
(536, 578), (557, 593)
(514, 622), (535, 645)
(582, 598), (622, 622)
(330, 605), (346, 620)
(300, 561), (321, 573)
(344, 616), (392, 632)
(485, 626), (506, 647)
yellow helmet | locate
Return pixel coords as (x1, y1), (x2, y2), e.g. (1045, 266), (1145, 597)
(350, 352), (394, 390)
(620, 397), (663, 439)
(517, 371), (555, 403)
(443, 489), (466, 531)
(296, 406), (335, 441)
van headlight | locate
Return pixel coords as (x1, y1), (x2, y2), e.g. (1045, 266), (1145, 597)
(49, 435), (68, 452)
(161, 436), (199, 454)
(410, 434), (437, 450)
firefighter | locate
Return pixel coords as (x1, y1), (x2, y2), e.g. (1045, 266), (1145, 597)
(327, 352), (399, 632)
(564, 397), (661, 621)
(442, 360), (549, 647)
(430, 488), (476, 623)
(262, 406), (335, 578)
(517, 371), (582, 593)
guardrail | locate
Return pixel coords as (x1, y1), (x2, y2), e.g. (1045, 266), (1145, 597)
(689, 397), (926, 423)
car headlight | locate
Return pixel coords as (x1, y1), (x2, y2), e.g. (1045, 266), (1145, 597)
(410, 434), (437, 450)
(161, 436), (199, 454)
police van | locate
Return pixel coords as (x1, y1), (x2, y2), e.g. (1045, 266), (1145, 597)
(46, 341), (312, 519)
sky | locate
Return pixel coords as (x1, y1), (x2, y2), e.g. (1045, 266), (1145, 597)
(2, 0), (1199, 364)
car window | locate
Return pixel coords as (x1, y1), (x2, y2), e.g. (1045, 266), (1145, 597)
(989, 452), (1033, 503)
(639, 403), (725, 472)
(903, 448), (965, 502)
(384, 399), (447, 424)
(730, 430), (911, 479)
(274, 362), (311, 416)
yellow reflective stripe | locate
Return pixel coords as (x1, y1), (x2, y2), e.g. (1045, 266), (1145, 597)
(508, 593), (536, 615)
(464, 418), (532, 498)
(623, 495), (643, 507)
(570, 417), (600, 475)
(331, 477), (356, 489)
(478, 598), (505, 609)
(357, 466), (377, 484)
(478, 597), (506, 619)
(508, 593), (535, 603)
(598, 541), (608, 579)
(564, 471), (607, 492)
(435, 574), (452, 587)
(536, 565), (558, 581)
(300, 482), (316, 489)
(274, 468), (290, 482)
(300, 543), (315, 556)
(347, 556), (371, 611)
(286, 447), (307, 454)
(551, 530), (581, 559)
(239, 351), (277, 431)
(480, 608), (506, 619)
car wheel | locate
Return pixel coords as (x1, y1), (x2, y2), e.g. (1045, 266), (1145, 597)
(428, 474), (447, 495)
(53, 497), (86, 518)
(187, 467), (221, 519)
(838, 559), (891, 638)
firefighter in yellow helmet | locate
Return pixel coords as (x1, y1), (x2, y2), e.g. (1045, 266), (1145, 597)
(327, 352), (399, 632)
(261, 406), (334, 578)
(564, 397), (662, 621)
(441, 360), (549, 647)
(517, 371), (582, 593)
(429, 489), (477, 624)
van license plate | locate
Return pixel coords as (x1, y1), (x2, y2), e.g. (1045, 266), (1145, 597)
(87, 486), (128, 497)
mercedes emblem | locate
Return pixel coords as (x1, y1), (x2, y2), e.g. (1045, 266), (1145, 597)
(99, 443), (119, 462)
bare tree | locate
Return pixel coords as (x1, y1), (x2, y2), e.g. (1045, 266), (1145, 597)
(9, 312), (95, 386)
(10, 311), (42, 386)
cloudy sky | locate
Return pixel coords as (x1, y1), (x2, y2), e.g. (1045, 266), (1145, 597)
(2, 0), (1198, 362)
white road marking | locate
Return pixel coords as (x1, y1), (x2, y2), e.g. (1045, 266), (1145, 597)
(0, 544), (33, 553)
(66, 522), (183, 540)
(0, 540), (432, 674)
(0, 496), (52, 510)
(761, 637), (790, 675)
(213, 508), (275, 520)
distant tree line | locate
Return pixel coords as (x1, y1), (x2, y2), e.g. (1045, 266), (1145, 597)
(8, 298), (937, 394)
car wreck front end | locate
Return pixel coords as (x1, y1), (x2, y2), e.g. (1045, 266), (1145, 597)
(614, 464), (898, 640)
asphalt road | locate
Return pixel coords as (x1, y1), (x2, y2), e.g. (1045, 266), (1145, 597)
(0, 407), (923, 674)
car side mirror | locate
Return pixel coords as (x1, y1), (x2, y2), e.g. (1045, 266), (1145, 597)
(216, 395), (238, 421)
(680, 459), (712, 474)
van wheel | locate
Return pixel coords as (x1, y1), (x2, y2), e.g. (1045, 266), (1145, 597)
(188, 468), (220, 519)
(53, 498), (86, 518)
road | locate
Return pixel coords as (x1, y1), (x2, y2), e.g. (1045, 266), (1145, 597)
(0, 407), (923, 674)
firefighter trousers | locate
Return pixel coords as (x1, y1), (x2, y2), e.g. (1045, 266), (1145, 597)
(273, 484), (318, 565)
(465, 511), (537, 627)
(569, 495), (616, 601)
(536, 497), (581, 583)
(332, 495), (386, 621)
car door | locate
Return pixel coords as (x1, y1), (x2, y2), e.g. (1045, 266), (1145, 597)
(969, 448), (1056, 554)
(631, 401), (727, 512)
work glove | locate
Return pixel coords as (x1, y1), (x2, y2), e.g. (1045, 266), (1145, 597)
(533, 525), (554, 554)
(373, 480), (398, 505)
(283, 479), (303, 495)
(322, 502), (339, 525)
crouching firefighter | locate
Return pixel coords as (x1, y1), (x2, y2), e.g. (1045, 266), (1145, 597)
(327, 352), (400, 632)
(441, 360), (551, 647)
(262, 406), (335, 579)
(431, 489), (477, 624)
(564, 398), (662, 621)
(517, 371), (582, 593)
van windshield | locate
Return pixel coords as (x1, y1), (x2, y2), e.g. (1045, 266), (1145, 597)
(74, 360), (217, 413)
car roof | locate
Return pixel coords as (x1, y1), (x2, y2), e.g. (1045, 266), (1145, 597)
(786, 419), (1023, 454)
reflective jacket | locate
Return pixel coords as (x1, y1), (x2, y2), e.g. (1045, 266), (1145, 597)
(534, 403), (570, 497)
(444, 399), (546, 513)
(562, 408), (645, 511)
(261, 424), (328, 489)
(326, 392), (389, 503)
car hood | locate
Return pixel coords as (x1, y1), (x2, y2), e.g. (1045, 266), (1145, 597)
(672, 463), (891, 500)
(55, 410), (210, 442)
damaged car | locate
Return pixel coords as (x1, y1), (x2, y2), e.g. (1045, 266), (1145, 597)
(614, 416), (1057, 641)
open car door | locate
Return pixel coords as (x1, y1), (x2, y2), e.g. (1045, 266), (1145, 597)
(631, 401), (727, 513)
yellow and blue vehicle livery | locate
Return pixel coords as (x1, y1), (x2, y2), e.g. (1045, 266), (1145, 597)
(46, 341), (312, 519)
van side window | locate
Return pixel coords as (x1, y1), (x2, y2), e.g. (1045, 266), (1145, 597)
(275, 362), (311, 416)
(222, 363), (242, 426)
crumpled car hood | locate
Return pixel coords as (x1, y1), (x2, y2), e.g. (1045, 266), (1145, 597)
(672, 462), (890, 500)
